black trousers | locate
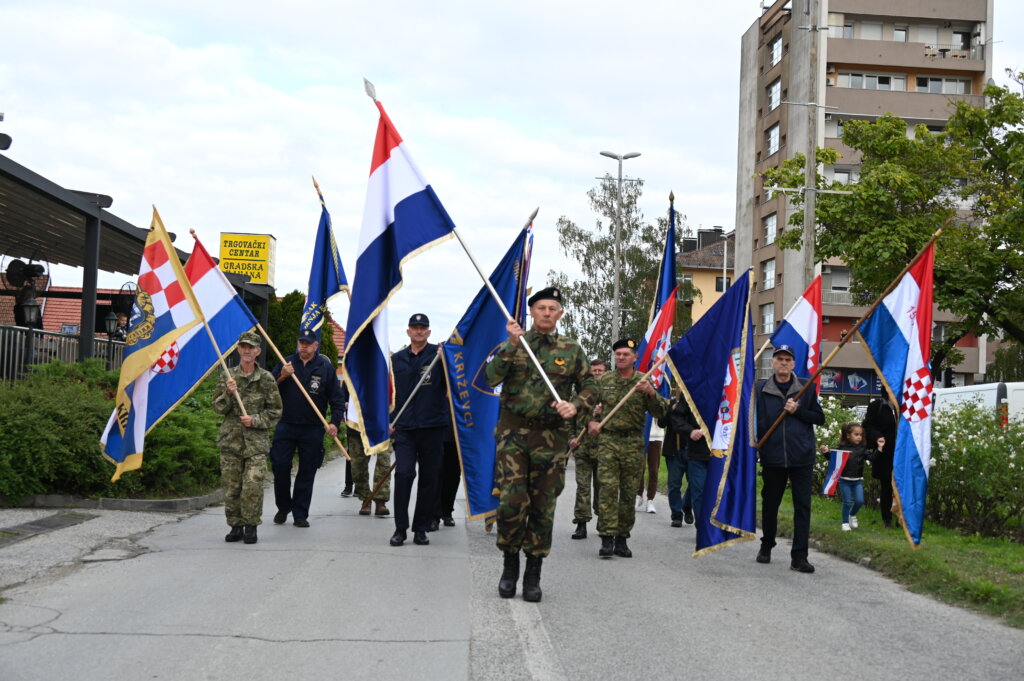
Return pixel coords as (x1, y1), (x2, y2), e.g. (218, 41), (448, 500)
(393, 427), (445, 532)
(269, 422), (325, 520)
(435, 438), (461, 519)
(760, 464), (813, 560)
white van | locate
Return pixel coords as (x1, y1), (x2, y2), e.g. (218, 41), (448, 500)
(932, 382), (1024, 423)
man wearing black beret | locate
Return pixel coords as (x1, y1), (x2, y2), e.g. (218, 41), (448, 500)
(485, 286), (598, 602)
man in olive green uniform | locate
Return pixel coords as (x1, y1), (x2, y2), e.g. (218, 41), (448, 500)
(485, 287), (598, 603)
(569, 358), (608, 539)
(213, 331), (283, 545)
(349, 426), (392, 516)
(590, 338), (668, 559)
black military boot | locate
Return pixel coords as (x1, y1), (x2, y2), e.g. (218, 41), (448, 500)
(242, 525), (258, 545)
(599, 535), (614, 558)
(225, 526), (244, 542)
(522, 553), (543, 603)
(613, 536), (632, 558)
(498, 551), (520, 598)
(571, 522), (587, 539)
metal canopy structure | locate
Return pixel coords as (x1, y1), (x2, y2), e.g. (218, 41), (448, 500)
(0, 151), (186, 359)
(0, 151), (274, 363)
(0, 153), (169, 274)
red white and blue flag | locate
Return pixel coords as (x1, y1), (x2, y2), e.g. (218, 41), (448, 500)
(102, 220), (257, 480)
(857, 243), (936, 546)
(769, 275), (821, 386)
(342, 98), (456, 454)
(821, 449), (851, 496)
(635, 201), (678, 388)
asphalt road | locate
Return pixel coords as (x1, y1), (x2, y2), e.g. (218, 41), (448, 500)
(1, 457), (1022, 681)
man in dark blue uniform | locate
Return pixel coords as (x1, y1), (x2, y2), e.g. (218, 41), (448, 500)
(389, 313), (450, 547)
(270, 329), (344, 528)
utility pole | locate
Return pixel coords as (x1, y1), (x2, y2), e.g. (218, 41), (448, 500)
(599, 150), (641, 342)
(803, 0), (821, 290)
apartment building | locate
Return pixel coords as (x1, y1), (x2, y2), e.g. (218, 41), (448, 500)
(736, 0), (993, 400)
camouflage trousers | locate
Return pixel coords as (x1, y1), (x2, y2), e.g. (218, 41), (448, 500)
(349, 432), (392, 501)
(596, 433), (645, 538)
(221, 451), (267, 527)
(495, 423), (570, 558)
(572, 447), (600, 524)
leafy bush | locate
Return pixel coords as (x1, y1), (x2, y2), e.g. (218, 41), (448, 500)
(0, 360), (222, 505)
(928, 402), (1024, 540)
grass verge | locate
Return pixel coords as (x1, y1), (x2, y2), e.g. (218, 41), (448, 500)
(659, 462), (1024, 628)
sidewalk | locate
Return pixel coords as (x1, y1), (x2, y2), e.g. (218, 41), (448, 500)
(0, 457), (471, 681)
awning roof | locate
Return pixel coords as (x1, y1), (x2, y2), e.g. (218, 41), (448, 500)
(0, 152), (186, 274)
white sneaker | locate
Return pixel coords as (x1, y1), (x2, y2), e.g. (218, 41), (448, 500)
(646, 500), (657, 514)
(849, 516), (859, 529)
(841, 523), (851, 532)
(635, 495), (645, 511)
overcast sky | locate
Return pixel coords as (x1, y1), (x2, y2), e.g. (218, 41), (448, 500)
(3, 1), (1022, 348)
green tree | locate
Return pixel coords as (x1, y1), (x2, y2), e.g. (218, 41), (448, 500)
(265, 290), (339, 367)
(547, 178), (695, 356)
(760, 82), (1024, 367)
(986, 340), (1024, 382)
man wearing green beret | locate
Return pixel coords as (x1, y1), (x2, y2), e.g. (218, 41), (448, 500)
(213, 330), (282, 544)
(590, 338), (668, 559)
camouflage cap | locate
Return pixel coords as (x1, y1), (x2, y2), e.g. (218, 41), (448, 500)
(237, 330), (262, 347)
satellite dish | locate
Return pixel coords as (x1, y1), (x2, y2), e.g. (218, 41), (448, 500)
(4, 259), (44, 288)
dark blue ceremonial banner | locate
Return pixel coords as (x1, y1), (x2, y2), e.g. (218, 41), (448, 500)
(666, 269), (758, 557)
(301, 186), (348, 334)
(441, 227), (532, 521)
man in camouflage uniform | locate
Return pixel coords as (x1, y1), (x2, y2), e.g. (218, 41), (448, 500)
(485, 287), (598, 602)
(569, 357), (608, 539)
(348, 423), (392, 516)
(213, 331), (283, 545)
(590, 338), (668, 559)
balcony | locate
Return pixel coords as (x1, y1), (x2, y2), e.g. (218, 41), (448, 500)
(828, 38), (985, 73)
(825, 88), (984, 121)
(823, 290), (853, 305)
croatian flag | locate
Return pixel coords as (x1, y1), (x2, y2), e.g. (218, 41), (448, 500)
(342, 98), (456, 454)
(857, 243), (935, 546)
(102, 225), (257, 480)
(667, 269), (758, 557)
(635, 200), (678, 388)
(821, 449), (851, 496)
(770, 275), (821, 384)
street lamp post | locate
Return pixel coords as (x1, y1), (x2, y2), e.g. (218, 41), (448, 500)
(599, 150), (641, 343)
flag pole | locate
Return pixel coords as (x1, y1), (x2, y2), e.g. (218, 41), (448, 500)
(754, 227), (944, 449)
(450, 217), (564, 405)
(572, 353), (669, 444)
(254, 322), (350, 460)
(188, 230), (249, 418)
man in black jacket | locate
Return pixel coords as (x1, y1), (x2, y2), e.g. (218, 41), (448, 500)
(754, 345), (825, 573)
(662, 393), (710, 527)
(389, 313), (450, 547)
(269, 329), (345, 528)
(863, 396), (898, 528)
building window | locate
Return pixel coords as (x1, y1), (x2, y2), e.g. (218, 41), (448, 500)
(916, 76), (970, 95)
(833, 168), (852, 185)
(769, 36), (782, 67)
(838, 72), (905, 91)
(860, 22), (882, 40)
(761, 303), (776, 335)
(894, 26), (908, 42)
(763, 213), (777, 245)
(917, 25), (938, 47)
(715, 276), (732, 292)
(766, 124), (780, 156)
(767, 78), (781, 111)
(762, 258), (776, 291)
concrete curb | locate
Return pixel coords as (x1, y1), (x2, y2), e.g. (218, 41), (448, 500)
(4, 489), (223, 513)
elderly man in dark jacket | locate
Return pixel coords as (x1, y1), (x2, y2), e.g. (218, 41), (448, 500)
(754, 345), (825, 573)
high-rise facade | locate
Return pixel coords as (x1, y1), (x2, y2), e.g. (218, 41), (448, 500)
(736, 0), (994, 398)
